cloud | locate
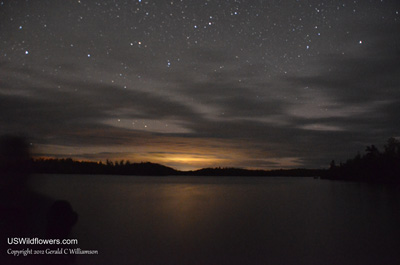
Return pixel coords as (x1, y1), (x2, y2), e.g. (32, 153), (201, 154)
(1, 0), (399, 170)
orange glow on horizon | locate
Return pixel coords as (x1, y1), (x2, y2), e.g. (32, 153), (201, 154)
(31, 137), (303, 171)
(134, 153), (231, 171)
(161, 155), (224, 164)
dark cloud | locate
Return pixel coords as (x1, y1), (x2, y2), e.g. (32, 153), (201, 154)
(1, 0), (399, 169)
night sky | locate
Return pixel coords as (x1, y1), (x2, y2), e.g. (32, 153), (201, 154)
(1, 0), (399, 170)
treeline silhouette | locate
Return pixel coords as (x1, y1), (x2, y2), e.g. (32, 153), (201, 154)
(30, 158), (323, 177)
(188, 167), (324, 177)
(23, 137), (400, 181)
(32, 158), (179, 176)
(324, 137), (400, 184)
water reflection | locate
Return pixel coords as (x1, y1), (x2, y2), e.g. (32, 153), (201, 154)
(30, 175), (400, 265)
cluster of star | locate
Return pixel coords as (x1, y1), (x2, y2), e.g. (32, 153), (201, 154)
(1, 0), (399, 168)
(3, 0), (398, 76)
(1, 0), (397, 121)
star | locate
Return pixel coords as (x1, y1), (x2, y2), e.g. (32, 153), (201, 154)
(0, 0), (399, 171)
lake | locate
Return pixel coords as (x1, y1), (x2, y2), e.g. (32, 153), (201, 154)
(29, 175), (400, 265)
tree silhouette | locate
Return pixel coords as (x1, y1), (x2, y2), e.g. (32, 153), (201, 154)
(325, 138), (400, 184)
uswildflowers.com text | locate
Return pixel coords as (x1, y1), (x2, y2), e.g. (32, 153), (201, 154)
(7, 238), (78, 245)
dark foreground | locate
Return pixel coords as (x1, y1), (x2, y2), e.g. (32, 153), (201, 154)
(26, 175), (400, 265)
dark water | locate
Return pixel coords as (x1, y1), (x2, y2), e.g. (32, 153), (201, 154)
(30, 175), (400, 265)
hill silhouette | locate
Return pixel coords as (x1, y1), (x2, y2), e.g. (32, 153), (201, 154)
(10, 137), (400, 182)
(188, 167), (323, 177)
(30, 158), (323, 177)
(32, 158), (179, 176)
